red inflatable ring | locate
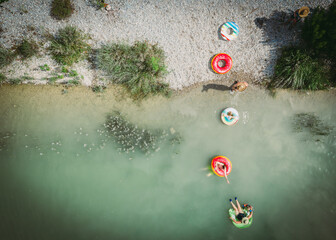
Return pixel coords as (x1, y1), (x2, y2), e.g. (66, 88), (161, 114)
(211, 156), (232, 177)
(211, 53), (232, 74)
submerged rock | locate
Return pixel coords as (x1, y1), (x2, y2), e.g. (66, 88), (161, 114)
(103, 111), (182, 154)
(292, 113), (332, 136)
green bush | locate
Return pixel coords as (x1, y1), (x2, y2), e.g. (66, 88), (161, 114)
(97, 41), (171, 99)
(0, 73), (6, 83)
(49, 26), (90, 66)
(0, 45), (15, 69)
(270, 47), (330, 90)
(92, 85), (106, 93)
(0, 0), (9, 4)
(39, 64), (50, 71)
(7, 78), (22, 85)
(51, 0), (74, 20)
(90, 0), (105, 9)
(15, 39), (39, 60)
(301, 1), (336, 59)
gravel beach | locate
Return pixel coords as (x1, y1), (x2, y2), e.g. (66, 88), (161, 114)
(0, 0), (333, 89)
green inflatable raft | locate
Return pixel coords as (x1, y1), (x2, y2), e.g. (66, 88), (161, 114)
(228, 208), (253, 229)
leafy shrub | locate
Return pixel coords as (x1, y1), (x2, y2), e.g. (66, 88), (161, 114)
(89, 0), (105, 9)
(301, 1), (336, 59)
(67, 79), (80, 86)
(97, 41), (171, 99)
(270, 46), (330, 90)
(0, 45), (15, 69)
(92, 85), (106, 93)
(0, 0), (9, 4)
(15, 39), (39, 60)
(49, 26), (90, 66)
(7, 78), (22, 85)
(0, 73), (6, 83)
(51, 0), (74, 20)
(39, 64), (50, 71)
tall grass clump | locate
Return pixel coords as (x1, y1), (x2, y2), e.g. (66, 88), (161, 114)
(49, 26), (90, 66)
(0, 73), (6, 84)
(15, 39), (39, 60)
(0, 45), (15, 69)
(97, 41), (171, 99)
(51, 0), (74, 20)
(89, 0), (105, 9)
(302, 1), (336, 60)
(270, 47), (329, 90)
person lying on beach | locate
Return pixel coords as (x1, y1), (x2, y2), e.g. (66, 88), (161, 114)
(214, 162), (230, 184)
(229, 197), (253, 224)
(231, 81), (248, 92)
(224, 111), (238, 121)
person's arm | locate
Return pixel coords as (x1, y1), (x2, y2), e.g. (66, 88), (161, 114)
(229, 217), (241, 224)
(247, 210), (253, 219)
(224, 166), (230, 184)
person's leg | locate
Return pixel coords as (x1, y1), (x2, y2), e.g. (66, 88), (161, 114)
(230, 199), (239, 215)
(235, 197), (243, 213)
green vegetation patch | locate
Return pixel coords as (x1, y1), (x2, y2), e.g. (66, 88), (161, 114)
(302, 1), (336, 59)
(0, 45), (15, 69)
(270, 47), (330, 90)
(15, 39), (39, 60)
(39, 64), (50, 71)
(92, 85), (106, 93)
(49, 26), (90, 66)
(89, 0), (105, 9)
(97, 41), (171, 99)
(0, 73), (6, 83)
(0, 0), (9, 4)
(51, 0), (74, 20)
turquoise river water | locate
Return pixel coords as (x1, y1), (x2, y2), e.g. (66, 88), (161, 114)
(0, 85), (335, 240)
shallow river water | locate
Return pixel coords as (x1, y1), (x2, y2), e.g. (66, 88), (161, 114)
(0, 85), (335, 240)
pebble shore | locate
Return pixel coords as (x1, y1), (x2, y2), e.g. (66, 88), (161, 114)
(0, 0), (333, 89)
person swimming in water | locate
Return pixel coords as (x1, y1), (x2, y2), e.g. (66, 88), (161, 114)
(214, 161), (230, 184)
(229, 197), (253, 224)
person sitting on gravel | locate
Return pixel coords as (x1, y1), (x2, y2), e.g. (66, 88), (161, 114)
(287, 6), (310, 27)
(231, 81), (248, 93)
(229, 197), (253, 224)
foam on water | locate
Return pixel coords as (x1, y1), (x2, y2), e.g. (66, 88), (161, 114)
(0, 85), (335, 240)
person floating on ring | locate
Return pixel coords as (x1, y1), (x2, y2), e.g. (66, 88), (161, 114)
(224, 110), (238, 122)
(229, 197), (253, 224)
(214, 161), (230, 184)
(231, 81), (248, 93)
